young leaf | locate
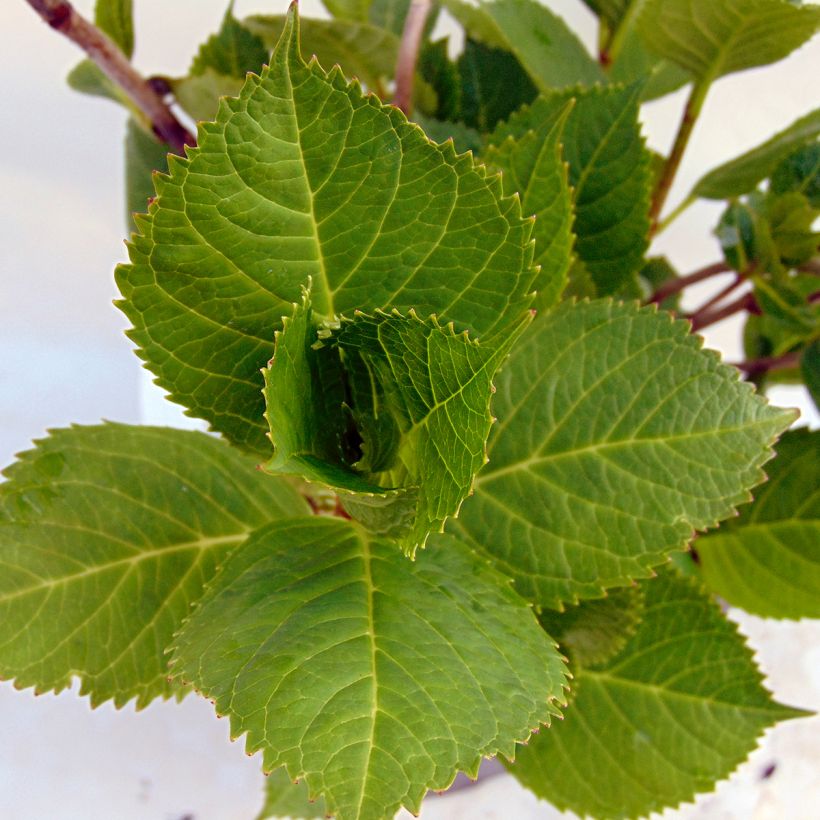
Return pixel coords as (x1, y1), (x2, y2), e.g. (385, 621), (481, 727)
(697, 428), (820, 620)
(258, 768), (325, 820)
(67, 60), (124, 104)
(125, 118), (168, 228)
(262, 293), (531, 553)
(507, 570), (807, 819)
(449, 300), (796, 609)
(0, 424), (307, 708)
(171, 518), (567, 820)
(94, 0), (134, 57)
(638, 0), (820, 82)
(189, 4), (270, 79)
(484, 99), (575, 308)
(443, 0), (605, 91)
(692, 107), (820, 200)
(117, 7), (536, 458)
(490, 83), (651, 294)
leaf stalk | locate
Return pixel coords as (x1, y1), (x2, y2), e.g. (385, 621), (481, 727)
(647, 261), (731, 305)
(394, 0), (433, 116)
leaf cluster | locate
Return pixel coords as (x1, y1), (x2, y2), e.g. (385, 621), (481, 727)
(6, 1), (820, 819)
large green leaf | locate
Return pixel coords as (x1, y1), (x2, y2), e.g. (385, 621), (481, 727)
(490, 83), (651, 294)
(444, 0), (605, 91)
(450, 300), (796, 608)
(692, 107), (820, 200)
(508, 570), (807, 819)
(125, 118), (168, 229)
(638, 0), (820, 82)
(171, 518), (567, 820)
(258, 769), (325, 820)
(484, 99), (574, 308)
(0, 424), (307, 708)
(262, 293), (530, 552)
(697, 427), (820, 619)
(117, 8), (535, 458)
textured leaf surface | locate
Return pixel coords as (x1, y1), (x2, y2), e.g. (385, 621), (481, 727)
(538, 586), (644, 669)
(258, 768), (325, 820)
(693, 107), (820, 200)
(490, 84), (651, 294)
(484, 100), (574, 308)
(638, 0), (820, 82)
(171, 519), (567, 820)
(117, 8), (535, 457)
(450, 300), (796, 608)
(697, 427), (820, 619)
(444, 0), (604, 91)
(125, 119), (168, 229)
(0, 424), (307, 708)
(508, 570), (806, 819)
(263, 294), (530, 552)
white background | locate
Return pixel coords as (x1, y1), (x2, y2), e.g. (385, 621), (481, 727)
(1, 1), (818, 818)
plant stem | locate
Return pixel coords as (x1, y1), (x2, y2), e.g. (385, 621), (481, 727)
(687, 273), (746, 317)
(653, 194), (695, 236)
(393, 0), (432, 116)
(690, 290), (758, 332)
(650, 79), (710, 232)
(600, 0), (646, 67)
(732, 351), (802, 376)
(648, 261), (731, 304)
(24, 0), (194, 154)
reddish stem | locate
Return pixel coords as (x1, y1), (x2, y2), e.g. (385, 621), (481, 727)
(732, 351), (802, 376)
(647, 261), (731, 305)
(393, 0), (432, 116)
(690, 291), (759, 332)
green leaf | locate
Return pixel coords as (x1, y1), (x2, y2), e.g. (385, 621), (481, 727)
(608, 29), (692, 100)
(258, 769), (325, 820)
(368, 0), (413, 35)
(66, 60), (123, 103)
(171, 519), (567, 820)
(484, 99), (574, 308)
(449, 299), (796, 609)
(538, 586), (644, 669)
(189, 4), (269, 79)
(262, 293), (530, 553)
(697, 427), (820, 619)
(95, 0), (134, 57)
(693, 107), (820, 200)
(444, 0), (605, 91)
(0, 424), (307, 708)
(117, 8), (536, 457)
(321, 0), (371, 22)
(489, 83), (651, 294)
(508, 570), (807, 819)
(411, 113), (483, 154)
(803, 339), (820, 410)
(638, 0), (820, 82)
(772, 141), (820, 208)
(125, 118), (168, 228)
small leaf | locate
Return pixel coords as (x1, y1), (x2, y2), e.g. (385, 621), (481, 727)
(66, 60), (124, 103)
(118, 8), (536, 457)
(95, 0), (134, 57)
(444, 0), (605, 91)
(262, 292), (530, 553)
(538, 586), (644, 669)
(257, 768), (326, 820)
(692, 107), (820, 200)
(0, 424), (307, 708)
(697, 427), (820, 619)
(508, 569), (808, 819)
(449, 299), (796, 609)
(490, 83), (652, 294)
(638, 0), (820, 82)
(189, 5), (269, 79)
(171, 519), (567, 820)
(125, 118), (168, 228)
(484, 99), (575, 308)
(771, 142), (820, 208)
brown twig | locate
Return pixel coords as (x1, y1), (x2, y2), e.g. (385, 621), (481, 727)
(393, 0), (432, 116)
(732, 350), (802, 376)
(25, 0), (194, 154)
(688, 274), (747, 317)
(690, 290), (759, 332)
(647, 261), (731, 305)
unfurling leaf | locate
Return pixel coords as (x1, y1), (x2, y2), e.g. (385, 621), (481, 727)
(508, 569), (808, 819)
(450, 300), (796, 609)
(697, 427), (820, 619)
(0, 424), (307, 708)
(171, 518), (567, 820)
(117, 8), (536, 457)
(262, 292), (530, 553)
